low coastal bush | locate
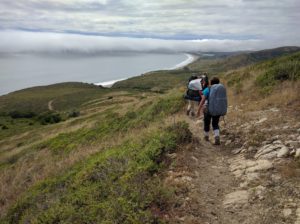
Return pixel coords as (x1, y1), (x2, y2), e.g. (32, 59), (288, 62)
(8, 110), (36, 119)
(2, 122), (191, 224)
(37, 112), (62, 125)
(255, 52), (300, 94)
(36, 93), (184, 154)
(112, 69), (192, 92)
(68, 110), (80, 118)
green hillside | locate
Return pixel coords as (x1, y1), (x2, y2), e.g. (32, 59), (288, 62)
(0, 46), (300, 223)
(187, 46), (300, 74)
(111, 46), (300, 92)
(225, 51), (300, 96)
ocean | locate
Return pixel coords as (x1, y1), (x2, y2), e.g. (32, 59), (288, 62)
(0, 52), (196, 95)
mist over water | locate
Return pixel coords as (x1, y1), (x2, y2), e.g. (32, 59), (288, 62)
(0, 52), (188, 95)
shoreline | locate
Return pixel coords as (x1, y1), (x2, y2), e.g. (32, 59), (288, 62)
(94, 53), (199, 88)
(94, 78), (127, 88)
(169, 53), (199, 70)
(0, 53), (199, 95)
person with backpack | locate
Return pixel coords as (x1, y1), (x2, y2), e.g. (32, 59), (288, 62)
(197, 77), (227, 145)
(185, 74), (203, 116)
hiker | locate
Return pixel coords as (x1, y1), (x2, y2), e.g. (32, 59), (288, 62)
(197, 77), (227, 145)
(201, 74), (209, 93)
(185, 75), (203, 116)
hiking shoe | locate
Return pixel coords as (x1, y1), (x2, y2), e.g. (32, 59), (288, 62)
(204, 136), (209, 141)
(214, 136), (220, 145)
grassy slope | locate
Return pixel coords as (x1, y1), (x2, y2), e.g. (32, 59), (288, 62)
(3, 122), (191, 224)
(0, 82), (109, 113)
(0, 87), (189, 223)
(187, 46), (300, 74)
(112, 69), (195, 92)
(0, 82), (111, 140)
(224, 51), (300, 98)
(111, 46), (300, 94)
(1, 46), (300, 223)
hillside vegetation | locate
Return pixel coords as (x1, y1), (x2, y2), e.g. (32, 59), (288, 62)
(188, 46), (300, 74)
(0, 46), (300, 223)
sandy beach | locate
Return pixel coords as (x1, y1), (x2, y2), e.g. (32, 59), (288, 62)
(95, 53), (199, 88)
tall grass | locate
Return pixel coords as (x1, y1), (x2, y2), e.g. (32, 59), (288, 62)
(256, 60), (300, 86)
(2, 122), (191, 224)
(0, 92), (186, 219)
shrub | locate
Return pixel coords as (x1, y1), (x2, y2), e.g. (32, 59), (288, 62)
(68, 110), (80, 118)
(9, 111), (36, 119)
(3, 122), (190, 223)
(255, 56), (300, 91)
(38, 112), (62, 125)
(2, 125), (9, 130)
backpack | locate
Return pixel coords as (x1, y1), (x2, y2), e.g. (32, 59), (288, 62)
(184, 75), (202, 101)
(188, 78), (202, 91)
(208, 84), (227, 116)
(188, 75), (198, 84)
(185, 78), (202, 101)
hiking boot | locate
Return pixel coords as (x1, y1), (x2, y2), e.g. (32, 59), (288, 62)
(204, 136), (209, 141)
(214, 136), (220, 145)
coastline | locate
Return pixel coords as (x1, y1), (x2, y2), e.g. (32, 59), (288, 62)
(169, 53), (199, 70)
(95, 53), (199, 88)
(94, 78), (127, 88)
(0, 53), (199, 95)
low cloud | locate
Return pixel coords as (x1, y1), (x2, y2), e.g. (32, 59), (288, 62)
(0, 30), (276, 55)
(0, 0), (299, 51)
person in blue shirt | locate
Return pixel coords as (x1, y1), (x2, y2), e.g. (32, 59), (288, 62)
(197, 77), (221, 145)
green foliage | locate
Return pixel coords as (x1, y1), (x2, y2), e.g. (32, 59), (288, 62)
(0, 115), (40, 140)
(37, 112), (62, 125)
(255, 52), (300, 94)
(1, 124), (8, 130)
(3, 122), (190, 224)
(112, 69), (194, 92)
(189, 47), (300, 74)
(224, 50), (300, 95)
(37, 93), (184, 154)
(68, 110), (80, 118)
(8, 110), (36, 119)
(227, 71), (250, 87)
(0, 82), (109, 114)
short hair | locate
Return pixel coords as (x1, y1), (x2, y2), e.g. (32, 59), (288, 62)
(210, 77), (220, 85)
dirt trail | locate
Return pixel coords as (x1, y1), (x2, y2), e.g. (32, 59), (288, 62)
(164, 115), (300, 224)
(48, 100), (54, 111)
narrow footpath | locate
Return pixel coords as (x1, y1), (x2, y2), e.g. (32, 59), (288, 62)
(164, 114), (300, 224)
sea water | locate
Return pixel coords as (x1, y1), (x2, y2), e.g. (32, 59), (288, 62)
(0, 52), (195, 95)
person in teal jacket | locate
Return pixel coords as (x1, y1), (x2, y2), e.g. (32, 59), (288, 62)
(197, 77), (221, 145)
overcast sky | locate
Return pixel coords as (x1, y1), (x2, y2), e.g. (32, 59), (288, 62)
(0, 0), (299, 53)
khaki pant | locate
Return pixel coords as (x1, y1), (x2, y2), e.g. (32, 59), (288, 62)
(187, 100), (198, 116)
